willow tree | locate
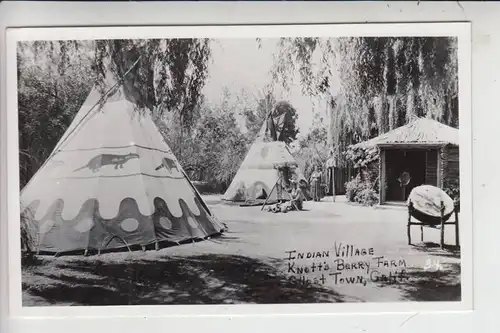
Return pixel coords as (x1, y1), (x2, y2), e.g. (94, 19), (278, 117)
(93, 39), (212, 159)
(270, 36), (459, 164)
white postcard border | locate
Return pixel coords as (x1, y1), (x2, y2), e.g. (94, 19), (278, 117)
(5, 22), (472, 318)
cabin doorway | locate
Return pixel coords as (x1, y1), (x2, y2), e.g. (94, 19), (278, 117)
(385, 149), (427, 202)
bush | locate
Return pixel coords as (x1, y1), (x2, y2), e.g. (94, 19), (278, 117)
(355, 188), (379, 206)
(345, 173), (379, 206)
(20, 213), (34, 253)
(20, 211), (40, 266)
(345, 175), (363, 202)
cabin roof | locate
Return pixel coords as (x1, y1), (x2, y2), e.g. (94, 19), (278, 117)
(352, 118), (459, 149)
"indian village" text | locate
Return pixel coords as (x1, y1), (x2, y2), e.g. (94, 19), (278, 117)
(284, 242), (410, 287)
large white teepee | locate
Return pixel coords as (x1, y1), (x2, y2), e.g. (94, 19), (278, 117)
(21, 71), (225, 255)
(222, 113), (306, 203)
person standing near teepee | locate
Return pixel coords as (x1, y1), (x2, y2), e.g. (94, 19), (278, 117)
(310, 165), (322, 202)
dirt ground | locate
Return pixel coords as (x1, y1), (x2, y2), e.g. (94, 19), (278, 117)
(22, 195), (461, 306)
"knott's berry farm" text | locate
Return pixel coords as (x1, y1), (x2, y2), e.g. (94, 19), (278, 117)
(284, 242), (409, 287)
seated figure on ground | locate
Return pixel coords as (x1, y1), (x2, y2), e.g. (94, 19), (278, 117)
(288, 180), (305, 211)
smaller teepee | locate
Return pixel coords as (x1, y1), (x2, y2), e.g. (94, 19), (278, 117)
(222, 111), (306, 203)
(21, 64), (225, 256)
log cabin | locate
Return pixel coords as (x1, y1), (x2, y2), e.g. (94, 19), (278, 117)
(351, 118), (459, 205)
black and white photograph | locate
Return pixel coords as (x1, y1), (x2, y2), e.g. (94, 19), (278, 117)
(9, 24), (471, 309)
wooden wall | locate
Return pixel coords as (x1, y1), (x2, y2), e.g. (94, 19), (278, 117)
(326, 166), (352, 195)
(332, 162), (376, 196)
(423, 146), (459, 190)
(379, 149), (386, 204)
(443, 144), (460, 188)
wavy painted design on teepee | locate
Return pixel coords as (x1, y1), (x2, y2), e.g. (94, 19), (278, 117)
(23, 196), (221, 254)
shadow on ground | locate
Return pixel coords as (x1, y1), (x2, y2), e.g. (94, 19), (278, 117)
(374, 262), (461, 302)
(23, 254), (347, 306)
(411, 242), (461, 259)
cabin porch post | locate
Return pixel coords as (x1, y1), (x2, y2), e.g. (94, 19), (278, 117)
(378, 147), (386, 205)
(440, 201), (445, 249)
(437, 146), (444, 189)
(455, 203), (460, 247)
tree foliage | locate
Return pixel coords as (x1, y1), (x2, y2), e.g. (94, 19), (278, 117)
(156, 93), (249, 192)
(17, 41), (95, 188)
(292, 113), (329, 180)
(270, 37), (459, 164)
(93, 38), (212, 130)
(343, 145), (379, 169)
(191, 106), (248, 188)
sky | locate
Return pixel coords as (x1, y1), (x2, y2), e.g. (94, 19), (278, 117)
(201, 38), (331, 138)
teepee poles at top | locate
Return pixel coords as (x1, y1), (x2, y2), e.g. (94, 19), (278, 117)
(249, 86), (277, 142)
(51, 56), (143, 157)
